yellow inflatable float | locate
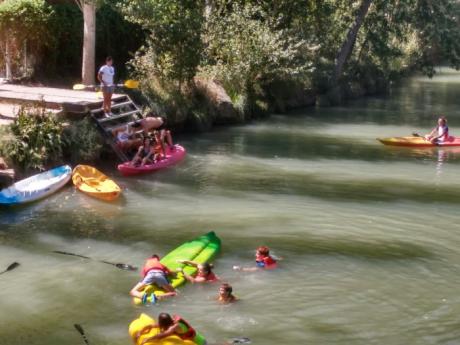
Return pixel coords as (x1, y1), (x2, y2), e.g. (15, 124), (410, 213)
(129, 313), (206, 345)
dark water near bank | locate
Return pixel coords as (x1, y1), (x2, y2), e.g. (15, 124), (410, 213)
(2, 69), (460, 345)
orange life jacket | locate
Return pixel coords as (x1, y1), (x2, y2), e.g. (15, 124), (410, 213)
(142, 258), (170, 277)
(173, 315), (196, 340)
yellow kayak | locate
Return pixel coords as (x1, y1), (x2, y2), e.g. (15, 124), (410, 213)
(72, 165), (121, 201)
(129, 313), (205, 345)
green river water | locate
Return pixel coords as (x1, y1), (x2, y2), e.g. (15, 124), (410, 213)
(2, 69), (460, 345)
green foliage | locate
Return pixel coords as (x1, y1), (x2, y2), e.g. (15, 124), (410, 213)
(61, 118), (103, 164)
(120, 0), (204, 85)
(0, 107), (63, 171)
(200, 3), (307, 96)
(1, 1), (145, 81)
(0, 0), (53, 77)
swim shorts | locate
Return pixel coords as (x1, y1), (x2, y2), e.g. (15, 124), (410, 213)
(101, 85), (115, 94)
(141, 270), (169, 287)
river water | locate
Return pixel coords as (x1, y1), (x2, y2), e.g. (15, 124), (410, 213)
(2, 69), (460, 345)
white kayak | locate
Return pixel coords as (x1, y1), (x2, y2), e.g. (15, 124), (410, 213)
(0, 165), (72, 205)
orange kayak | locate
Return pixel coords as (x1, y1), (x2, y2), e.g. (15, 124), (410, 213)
(378, 136), (460, 147)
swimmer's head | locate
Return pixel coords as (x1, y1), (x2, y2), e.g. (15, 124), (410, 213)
(219, 283), (233, 296)
(158, 313), (174, 330)
(256, 246), (270, 257)
(198, 262), (213, 274)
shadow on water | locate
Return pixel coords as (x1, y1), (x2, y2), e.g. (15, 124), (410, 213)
(183, 127), (460, 165)
(175, 161), (460, 204)
(219, 232), (434, 261)
(278, 237), (433, 260)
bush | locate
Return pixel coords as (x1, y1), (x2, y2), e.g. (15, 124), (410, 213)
(0, 106), (63, 171)
(61, 117), (103, 164)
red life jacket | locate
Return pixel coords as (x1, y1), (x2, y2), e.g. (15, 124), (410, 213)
(256, 255), (277, 269)
(173, 315), (196, 340)
(197, 270), (217, 282)
(142, 258), (170, 277)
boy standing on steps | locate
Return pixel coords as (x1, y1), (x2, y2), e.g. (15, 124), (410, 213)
(98, 56), (115, 117)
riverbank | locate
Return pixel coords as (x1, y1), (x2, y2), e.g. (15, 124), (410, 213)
(2, 71), (460, 345)
(0, 70), (393, 176)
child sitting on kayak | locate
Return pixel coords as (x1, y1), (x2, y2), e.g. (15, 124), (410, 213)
(130, 136), (159, 167)
(425, 116), (449, 144)
(217, 283), (237, 304)
(129, 254), (176, 304)
(112, 122), (142, 151)
(135, 115), (175, 150)
(176, 260), (219, 283)
(233, 246), (277, 271)
(135, 312), (206, 345)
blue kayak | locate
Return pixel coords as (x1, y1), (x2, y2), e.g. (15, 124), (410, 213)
(0, 165), (72, 205)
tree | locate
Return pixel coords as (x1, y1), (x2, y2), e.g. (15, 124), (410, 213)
(0, 0), (52, 80)
(333, 0), (372, 83)
(74, 0), (97, 85)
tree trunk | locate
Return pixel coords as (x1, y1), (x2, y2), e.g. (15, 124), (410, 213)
(204, 0), (212, 21)
(81, 1), (96, 85)
(333, 0), (372, 83)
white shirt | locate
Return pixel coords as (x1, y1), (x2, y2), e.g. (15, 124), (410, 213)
(98, 65), (115, 85)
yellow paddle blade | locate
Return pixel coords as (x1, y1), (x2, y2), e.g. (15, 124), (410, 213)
(73, 84), (86, 90)
(124, 80), (139, 89)
(96, 91), (103, 98)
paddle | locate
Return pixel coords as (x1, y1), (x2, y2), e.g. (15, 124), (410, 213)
(73, 79), (139, 90)
(74, 324), (90, 345)
(53, 251), (137, 271)
(230, 337), (251, 344)
(0, 262), (20, 275)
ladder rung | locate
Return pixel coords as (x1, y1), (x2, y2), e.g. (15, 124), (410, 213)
(111, 101), (136, 109)
(90, 108), (104, 114)
(98, 110), (141, 123)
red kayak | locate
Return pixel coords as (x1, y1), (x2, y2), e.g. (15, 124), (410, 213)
(118, 145), (186, 176)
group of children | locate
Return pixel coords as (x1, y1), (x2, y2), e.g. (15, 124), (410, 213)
(130, 246), (278, 344)
(112, 115), (175, 167)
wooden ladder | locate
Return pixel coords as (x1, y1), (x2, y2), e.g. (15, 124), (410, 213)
(89, 95), (143, 162)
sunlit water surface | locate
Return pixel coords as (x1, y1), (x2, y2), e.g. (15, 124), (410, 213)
(3, 69), (460, 345)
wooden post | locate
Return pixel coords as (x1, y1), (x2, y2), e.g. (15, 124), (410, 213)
(5, 39), (12, 81)
(23, 40), (27, 77)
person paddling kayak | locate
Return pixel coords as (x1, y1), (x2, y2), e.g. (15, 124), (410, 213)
(425, 116), (449, 144)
